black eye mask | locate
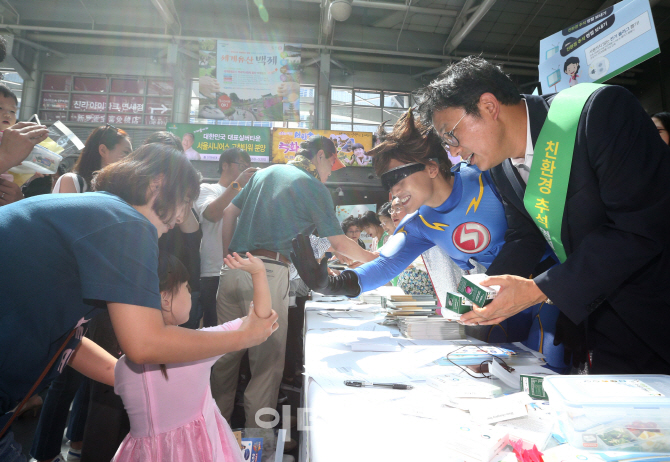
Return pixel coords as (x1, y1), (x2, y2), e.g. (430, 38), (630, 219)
(380, 162), (427, 191)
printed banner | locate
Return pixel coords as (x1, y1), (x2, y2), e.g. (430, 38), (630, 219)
(198, 39), (301, 122)
(272, 128), (374, 165)
(165, 123), (271, 163)
(538, 0), (659, 94)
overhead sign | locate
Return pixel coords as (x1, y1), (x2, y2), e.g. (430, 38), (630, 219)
(197, 39), (301, 122)
(272, 128), (374, 165)
(166, 123), (271, 163)
(538, 0), (659, 94)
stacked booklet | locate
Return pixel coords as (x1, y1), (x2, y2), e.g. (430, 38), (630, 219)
(385, 294), (438, 316)
(397, 317), (466, 340)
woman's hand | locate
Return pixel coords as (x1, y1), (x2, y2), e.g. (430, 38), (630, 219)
(224, 252), (266, 275)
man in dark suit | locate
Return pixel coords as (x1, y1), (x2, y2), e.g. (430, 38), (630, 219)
(415, 57), (670, 374)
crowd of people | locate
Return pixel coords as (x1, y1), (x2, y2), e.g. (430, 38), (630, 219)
(1, 53), (669, 462)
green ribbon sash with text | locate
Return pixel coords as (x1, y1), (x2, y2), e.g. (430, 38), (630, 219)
(523, 83), (604, 263)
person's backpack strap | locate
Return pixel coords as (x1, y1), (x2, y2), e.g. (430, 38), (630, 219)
(76, 174), (86, 193)
(0, 328), (77, 439)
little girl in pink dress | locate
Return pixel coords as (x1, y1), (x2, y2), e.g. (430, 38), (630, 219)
(112, 252), (274, 462)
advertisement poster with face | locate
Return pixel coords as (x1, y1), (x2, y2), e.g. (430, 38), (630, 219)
(537, 0), (659, 94)
(197, 39), (301, 122)
(166, 123), (272, 163)
(271, 128), (373, 164)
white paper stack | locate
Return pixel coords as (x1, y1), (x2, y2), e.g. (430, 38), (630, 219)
(397, 317), (466, 340)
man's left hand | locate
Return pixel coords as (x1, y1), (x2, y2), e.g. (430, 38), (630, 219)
(0, 178), (24, 206)
(459, 275), (547, 326)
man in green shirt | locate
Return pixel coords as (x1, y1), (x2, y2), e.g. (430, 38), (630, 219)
(212, 135), (375, 427)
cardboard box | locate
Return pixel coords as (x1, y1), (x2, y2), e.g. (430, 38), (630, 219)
(457, 274), (498, 307)
(446, 291), (473, 314)
(521, 374), (549, 400)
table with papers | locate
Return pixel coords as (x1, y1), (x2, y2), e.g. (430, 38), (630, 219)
(298, 294), (658, 462)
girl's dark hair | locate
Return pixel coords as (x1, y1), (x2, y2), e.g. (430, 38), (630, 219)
(368, 109), (452, 179)
(378, 201), (392, 218)
(143, 131), (184, 152)
(358, 210), (381, 228)
(93, 143), (201, 224)
(0, 84), (18, 105)
(564, 57), (580, 74)
(157, 252), (190, 379)
(652, 112), (670, 132)
(73, 125), (130, 188)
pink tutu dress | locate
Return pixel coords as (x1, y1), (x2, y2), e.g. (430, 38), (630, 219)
(112, 319), (245, 462)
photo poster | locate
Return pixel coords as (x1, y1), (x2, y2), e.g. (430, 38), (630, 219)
(537, 0), (659, 94)
(335, 204), (377, 250)
(165, 123), (272, 163)
(271, 128), (374, 165)
(198, 39), (301, 122)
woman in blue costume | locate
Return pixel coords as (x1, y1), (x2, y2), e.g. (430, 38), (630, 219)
(291, 110), (569, 372)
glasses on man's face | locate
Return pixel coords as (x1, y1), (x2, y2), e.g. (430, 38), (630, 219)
(231, 161), (251, 170)
(389, 206), (403, 215)
(436, 112), (467, 148)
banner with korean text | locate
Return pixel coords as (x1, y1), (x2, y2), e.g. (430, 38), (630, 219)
(197, 39), (301, 122)
(538, 0), (658, 94)
(272, 128), (374, 165)
(166, 123), (271, 163)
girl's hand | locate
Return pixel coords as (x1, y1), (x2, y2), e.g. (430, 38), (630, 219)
(224, 252), (266, 275)
(238, 304), (278, 348)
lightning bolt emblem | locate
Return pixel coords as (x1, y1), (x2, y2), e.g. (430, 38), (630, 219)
(419, 215), (449, 231)
(466, 174), (484, 215)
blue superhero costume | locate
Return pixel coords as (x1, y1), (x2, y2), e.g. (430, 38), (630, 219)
(353, 163), (507, 292)
(349, 163), (568, 372)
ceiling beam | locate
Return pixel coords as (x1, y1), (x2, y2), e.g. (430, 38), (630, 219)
(7, 24), (535, 70)
(11, 36), (67, 58)
(443, 0), (496, 54)
(293, 0), (459, 17)
(150, 0), (179, 26)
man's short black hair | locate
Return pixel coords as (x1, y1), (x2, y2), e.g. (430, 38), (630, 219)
(653, 112), (670, 132)
(414, 56), (521, 125)
(0, 84), (18, 105)
(218, 147), (250, 174)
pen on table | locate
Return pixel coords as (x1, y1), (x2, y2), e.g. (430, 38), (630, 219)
(344, 380), (413, 390)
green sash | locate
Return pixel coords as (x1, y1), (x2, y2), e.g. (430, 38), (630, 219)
(523, 83), (604, 263)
